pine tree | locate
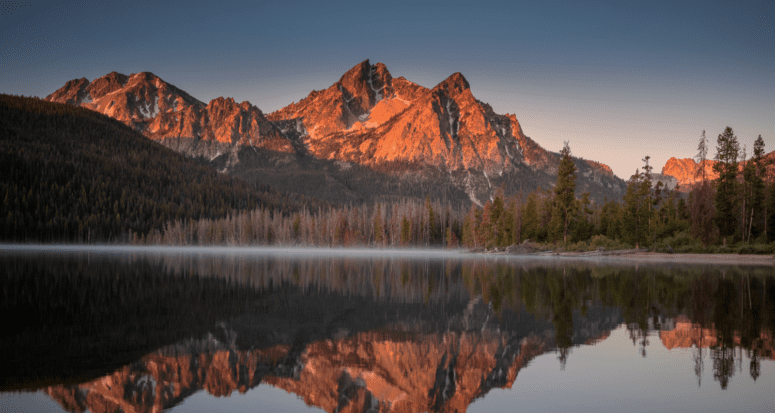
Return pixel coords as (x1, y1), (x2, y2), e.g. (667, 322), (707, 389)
(623, 168), (650, 248)
(713, 127), (740, 245)
(491, 191), (505, 247)
(572, 192), (594, 242)
(479, 201), (494, 248)
(641, 156), (655, 244)
(522, 192), (538, 242)
(746, 136), (766, 241)
(502, 197), (517, 246)
(550, 142), (577, 243)
(691, 130), (716, 246)
(462, 206), (476, 248)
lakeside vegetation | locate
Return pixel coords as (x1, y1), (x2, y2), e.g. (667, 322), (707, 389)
(142, 131), (774, 254)
(1, 95), (773, 253)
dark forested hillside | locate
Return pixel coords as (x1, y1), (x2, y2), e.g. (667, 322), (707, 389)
(0, 95), (320, 243)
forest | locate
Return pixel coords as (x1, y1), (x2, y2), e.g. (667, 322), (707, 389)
(145, 130), (775, 254)
(2, 94), (773, 253)
(0, 94), (322, 243)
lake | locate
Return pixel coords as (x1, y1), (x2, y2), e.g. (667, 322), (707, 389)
(1, 246), (773, 412)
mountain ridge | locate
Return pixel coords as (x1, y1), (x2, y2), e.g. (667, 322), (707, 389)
(45, 60), (627, 205)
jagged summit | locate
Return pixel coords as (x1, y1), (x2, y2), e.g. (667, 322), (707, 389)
(45, 61), (626, 205)
(433, 72), (470, 96)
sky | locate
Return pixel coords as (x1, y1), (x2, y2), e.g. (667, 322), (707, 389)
(1, 0), (773, 180)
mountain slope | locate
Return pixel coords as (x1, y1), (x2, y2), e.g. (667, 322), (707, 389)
(46, 61), (627, 205)
(0, 95), (314, 243)
(267, 60), (624, 204)
(45, 71), (296, 163)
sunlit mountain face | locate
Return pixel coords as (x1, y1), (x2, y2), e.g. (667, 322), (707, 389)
(1, 248), (773, 412)
(45, 61), (625, 205)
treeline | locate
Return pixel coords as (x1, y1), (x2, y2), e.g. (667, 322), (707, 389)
(142, 197), (467, 246)
(147, 128), (773, 251)
(3, 95), (771, 251)
(454, 130), (775, 253)
(0, 95), (323, 243)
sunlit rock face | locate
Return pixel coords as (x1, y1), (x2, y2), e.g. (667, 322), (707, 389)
(659, 315), (774, 357)
(268, 60), (624, 204)
(43, 330), (550, 413)
(659, 157), (719, 191)
(266, 332), (549, 413)
(45, 72), (294, 162)
(44, 342), (294, 413)
(46, 61), (626, 204)
(660, 152), (775, 192)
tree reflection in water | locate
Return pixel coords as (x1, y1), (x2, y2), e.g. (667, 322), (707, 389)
(0, 249), (773, 412)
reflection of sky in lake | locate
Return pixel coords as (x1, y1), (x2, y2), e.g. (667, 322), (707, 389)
(1, 385), (326, 413)
(470, 326), (775, 413)
(1, 246), (773, 412)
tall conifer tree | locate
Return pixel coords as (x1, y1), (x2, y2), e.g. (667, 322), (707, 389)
(550, 142), (577, 243)
(713, 127), (740, 245)
(690, 130), (716, 246)
(746, 135), (766, 241)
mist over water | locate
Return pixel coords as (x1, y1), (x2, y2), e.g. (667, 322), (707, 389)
(1, 246), (773, 412)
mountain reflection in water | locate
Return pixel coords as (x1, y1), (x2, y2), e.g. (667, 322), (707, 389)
(0, 247), (773, 413)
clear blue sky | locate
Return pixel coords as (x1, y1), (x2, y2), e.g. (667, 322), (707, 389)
(2, 0), (772, 179)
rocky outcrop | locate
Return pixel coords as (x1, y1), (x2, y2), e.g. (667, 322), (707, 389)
(45, 71), (294, 162)
(659, 157), (719, 191)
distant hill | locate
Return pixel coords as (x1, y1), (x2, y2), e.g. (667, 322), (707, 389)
(0, 94), (319, 243)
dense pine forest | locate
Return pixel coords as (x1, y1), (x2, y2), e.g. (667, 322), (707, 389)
(0, 95), (321, 243)
(2, 94), (773, 252)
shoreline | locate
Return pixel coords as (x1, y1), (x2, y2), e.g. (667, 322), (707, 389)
(483, 248), (775, 266)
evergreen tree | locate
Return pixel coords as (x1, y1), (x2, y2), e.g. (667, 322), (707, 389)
(462, 206), (476, 248)
(502, 198), (518, 246)
(640, 156), (656, 244)
(691, 130), (716, 246)
(713, 127), (740, 245)
(550, 142), (578, 243)
(572, 192), (594, 242)
(479, 201), (495, 248)
(622, 168), (650, 248)
(522, 192), (539, 241)
(491, 191), (505, 247)
(746, 136), (766, 241)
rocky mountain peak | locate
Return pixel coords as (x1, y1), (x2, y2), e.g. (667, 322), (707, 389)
(434, 72), (470, 96)
(336, 59), (394, 113)
(89, 71), (129, 99)
(46, 62), (627, 205)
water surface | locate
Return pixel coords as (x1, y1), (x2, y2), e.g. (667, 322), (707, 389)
(1, 246), (773, 412)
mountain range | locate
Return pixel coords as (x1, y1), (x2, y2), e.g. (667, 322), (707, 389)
(45, 60), (627, 205)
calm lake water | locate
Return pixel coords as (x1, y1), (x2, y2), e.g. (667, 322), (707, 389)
(1, 246), (773, 413)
